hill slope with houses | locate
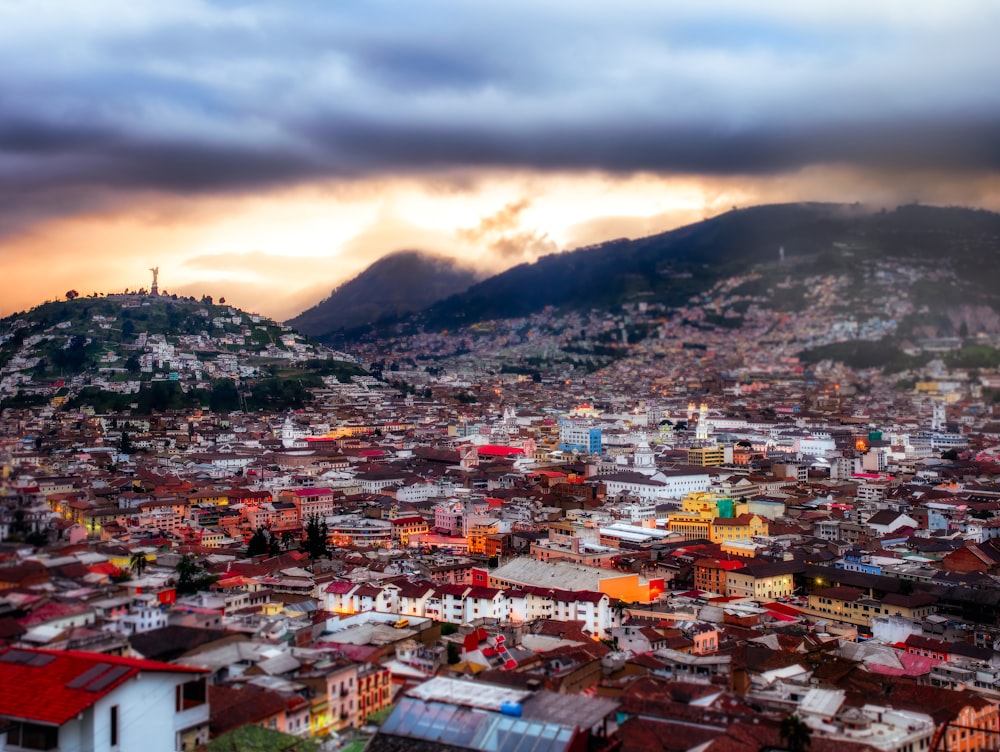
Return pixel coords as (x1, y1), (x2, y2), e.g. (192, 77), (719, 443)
(0, 294), (366, 412)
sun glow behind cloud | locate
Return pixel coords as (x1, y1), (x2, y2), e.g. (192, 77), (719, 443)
(0, 171), (727, 320)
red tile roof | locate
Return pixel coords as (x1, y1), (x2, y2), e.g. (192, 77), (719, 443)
(325, 580), (358, 594)
(0, 647), (205, 725)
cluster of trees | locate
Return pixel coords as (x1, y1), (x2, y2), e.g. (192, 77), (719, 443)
(245, 516), (330, 561)
(3, 506), (49, 547)
(67, 376), (321, 415)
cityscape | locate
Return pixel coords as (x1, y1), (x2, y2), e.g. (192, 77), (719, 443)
(3, 4), (1000, 752)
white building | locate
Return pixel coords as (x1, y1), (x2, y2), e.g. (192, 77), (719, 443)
(0, 646), (210, 752)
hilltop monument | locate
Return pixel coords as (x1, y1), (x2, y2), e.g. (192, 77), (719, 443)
(149, 267), (159, 296)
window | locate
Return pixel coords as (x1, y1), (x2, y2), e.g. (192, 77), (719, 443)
(7, 722), (58, 750)
(111, 705), (119, 747)
(176, 678), (207, 711)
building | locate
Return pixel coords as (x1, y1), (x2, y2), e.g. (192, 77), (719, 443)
(480, 557), (664, 604)
(390, 515), (429, 547)
(356, 663), (392, 726)
(723, 561), (798, 600)
(0, 646), (210, 752)
(687, 446), (727, 467)
(710, 513), (768, 544)
(559, 421), (602, 455)
(279, 487), (336, 521)
(804, 587), (937, 631)
(326, 514), (392, 548)
(368, 676), (619, 752)
(693, 558), (744, 594)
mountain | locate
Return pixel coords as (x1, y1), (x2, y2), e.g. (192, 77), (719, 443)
(369, 203), (1000, 336)
(287, 250), (482, 337)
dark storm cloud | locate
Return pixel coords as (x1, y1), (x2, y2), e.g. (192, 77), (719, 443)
(297, 115), (1000, 175)
(2, 0), (1000, 233)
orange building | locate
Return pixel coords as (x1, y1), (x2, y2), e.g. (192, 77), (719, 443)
(356, 664), (393, 725)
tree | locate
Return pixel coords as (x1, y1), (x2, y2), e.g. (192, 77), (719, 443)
(247, 528), (269, 557)
(175, 555), (200, 594)
(174, 555), (218, 595)
(304, 515), (329, 561)
(119, 431), (134, 454)
(780, 714), (812, 752)
(209, 380), (240, 412)
(65, 290), (79, 300)
(268, 535), (282, 557)
(129, 552), (148, 578)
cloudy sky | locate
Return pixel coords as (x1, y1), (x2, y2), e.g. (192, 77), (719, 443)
(3, 1), (1000, 320)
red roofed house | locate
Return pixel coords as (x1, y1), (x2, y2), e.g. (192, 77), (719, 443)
(279, 487), (336, 521)
(0, 646), (210, 752)
(390, 515), (429, 547)
(463, 586), (506, 622)
(693, 558), (744, 594)
(396, 581), (437, 618)
(325, 580), (360, 614)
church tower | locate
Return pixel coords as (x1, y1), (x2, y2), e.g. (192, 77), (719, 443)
(931, 401), (946, 433)
(633, 434), (656, 474)
(696, 402), (709, 442)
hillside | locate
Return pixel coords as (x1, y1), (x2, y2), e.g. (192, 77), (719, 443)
(362, 203), (1000, 337)
(0, 294), (365, 412)
(288, 250), (482, 337)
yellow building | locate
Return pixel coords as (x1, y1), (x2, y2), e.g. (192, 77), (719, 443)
(682, 491), (723, 515)
(687, 446), (726, 466)
(187, 490), (230, 508)
(667, 515), (713, 541)
(668, 492), (745, 541)
(804, 586), (937, 630)
(724, 562), (796, 600)
(709, 513), (768, 544)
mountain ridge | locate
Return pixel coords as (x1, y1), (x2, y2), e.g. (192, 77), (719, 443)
(287, 250), (482, 337)
(315, 202), (1000, 342)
